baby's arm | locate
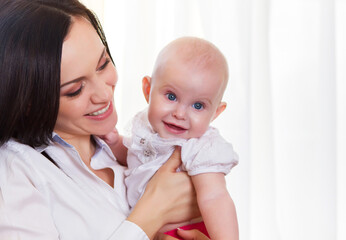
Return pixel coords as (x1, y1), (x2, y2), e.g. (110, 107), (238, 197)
(100, 128), (128, 166)
(192, 173), (239, 240)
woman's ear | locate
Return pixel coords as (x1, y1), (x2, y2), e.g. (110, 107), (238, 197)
(142, 76), (151, 103)
(212, 102), (227, 121)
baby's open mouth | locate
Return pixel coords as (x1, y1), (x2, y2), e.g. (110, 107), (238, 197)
(164, 122), (187, 131)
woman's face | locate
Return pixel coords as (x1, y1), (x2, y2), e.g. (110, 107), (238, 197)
(54, 17), (118, 139)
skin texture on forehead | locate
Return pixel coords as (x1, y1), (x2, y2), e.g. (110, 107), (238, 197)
(152, 37), (229, 97)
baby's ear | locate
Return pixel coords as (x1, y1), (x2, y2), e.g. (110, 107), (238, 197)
(142, 76), (151, 103)
(212, 102), (227, 121)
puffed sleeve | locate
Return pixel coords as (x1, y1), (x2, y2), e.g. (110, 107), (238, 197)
(0, 151), (60, 240)
(181, 127), (239, 176)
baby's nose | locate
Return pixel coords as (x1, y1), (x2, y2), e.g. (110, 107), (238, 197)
(173, 105), (187, 120)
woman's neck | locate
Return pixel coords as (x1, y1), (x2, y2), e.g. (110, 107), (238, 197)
(56, 132), (114, 187)
(56, 132), (96, 165)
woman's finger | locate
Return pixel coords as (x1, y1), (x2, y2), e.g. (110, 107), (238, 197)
(160, 146), (182, 172)
(177, 229), (210, 240)
(154, 233), (180, 240)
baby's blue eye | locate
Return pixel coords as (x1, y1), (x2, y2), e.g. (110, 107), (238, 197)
(193, 102), (204, 110)
(167, 93), (176, 101)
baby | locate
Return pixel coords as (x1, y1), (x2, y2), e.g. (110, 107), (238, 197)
(107, 37), (239, 239)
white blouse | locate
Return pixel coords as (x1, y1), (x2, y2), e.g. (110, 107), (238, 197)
(0, 134), (148, 240)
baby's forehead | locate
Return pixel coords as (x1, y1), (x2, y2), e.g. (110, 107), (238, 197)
(166, 38), (223, 64)
(153, 37), (229, 96)
(160, 39), (227, 74)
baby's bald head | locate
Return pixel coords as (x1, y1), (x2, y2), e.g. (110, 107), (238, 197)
(151, 37), (229, 100)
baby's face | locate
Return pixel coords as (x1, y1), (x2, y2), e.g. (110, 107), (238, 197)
(146, 60), (226, 140)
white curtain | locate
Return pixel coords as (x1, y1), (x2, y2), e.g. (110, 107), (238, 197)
(82, 1), (345, 239)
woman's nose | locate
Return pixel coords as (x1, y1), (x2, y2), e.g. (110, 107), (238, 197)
(90, 79), (113, 103)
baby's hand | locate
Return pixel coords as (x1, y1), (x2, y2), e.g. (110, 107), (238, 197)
(99, 128), (120, 147)
(99, 128), (128, 166)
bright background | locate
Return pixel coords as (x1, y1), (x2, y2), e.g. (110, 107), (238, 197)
(81, 1), (345, 240)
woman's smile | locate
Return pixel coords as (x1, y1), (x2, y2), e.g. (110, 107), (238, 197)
(87, 102), (111, 116)
(85, 101), (114, 121)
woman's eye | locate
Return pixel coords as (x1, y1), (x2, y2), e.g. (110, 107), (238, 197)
(66, 87), (82, 97)
(97, 58), (110, 71)
(193, 102), (204, 110)
(65, 82), (85, 98)
(166, 93), (176, 101)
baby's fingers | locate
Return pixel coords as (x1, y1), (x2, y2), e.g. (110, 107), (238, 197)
(99, 128), (119, 145)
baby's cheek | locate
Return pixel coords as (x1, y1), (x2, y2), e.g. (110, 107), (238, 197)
(147, 109), (164, 134)
(189, 120), (210, 139)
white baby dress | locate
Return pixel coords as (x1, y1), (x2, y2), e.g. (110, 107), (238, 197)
(124, 110), (238, 208)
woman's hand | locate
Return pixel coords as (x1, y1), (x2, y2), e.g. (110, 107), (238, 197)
(127, 147), (200, 239)
(147, 147), (200, 224)
(155, 229), (210, 240)
(175, 229), (210, 240)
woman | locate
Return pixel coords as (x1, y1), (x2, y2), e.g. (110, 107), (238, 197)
(0, 0), (210, 239)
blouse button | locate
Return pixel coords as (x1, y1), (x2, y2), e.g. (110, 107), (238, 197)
(144, 149), (152, 157)
(140, 138), (146, 144)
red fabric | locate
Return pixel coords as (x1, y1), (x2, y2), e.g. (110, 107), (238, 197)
(164, 221), (210, 239)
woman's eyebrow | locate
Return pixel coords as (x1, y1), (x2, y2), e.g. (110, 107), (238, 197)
(60, 47), (106, 88)
(60, 76), (85, 88)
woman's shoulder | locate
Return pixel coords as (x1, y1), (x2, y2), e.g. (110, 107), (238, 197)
(0, 139), (47, 185)
(0, 139), (41, 161)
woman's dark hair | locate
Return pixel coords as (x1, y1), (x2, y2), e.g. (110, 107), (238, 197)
(0, 0), (113, 147)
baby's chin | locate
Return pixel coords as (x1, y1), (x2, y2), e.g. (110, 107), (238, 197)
(156, 130), (202, 140)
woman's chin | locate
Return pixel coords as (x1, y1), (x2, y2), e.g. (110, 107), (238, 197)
(94, 121), (118, 137)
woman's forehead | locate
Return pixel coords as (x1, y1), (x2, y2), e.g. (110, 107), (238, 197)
(60, 17), (104, 85)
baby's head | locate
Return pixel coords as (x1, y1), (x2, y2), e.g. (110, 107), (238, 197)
(142, 37), (229, 139)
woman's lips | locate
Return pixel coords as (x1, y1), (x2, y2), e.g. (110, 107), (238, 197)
(87, 102), (111, 116)
(85, 102), (113, 120)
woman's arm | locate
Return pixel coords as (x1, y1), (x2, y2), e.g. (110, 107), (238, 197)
(0, 144), (198, 240)
(127, 148), (200, 239)
(192, 173), (239, 240)
(0, 151), (61, 240)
